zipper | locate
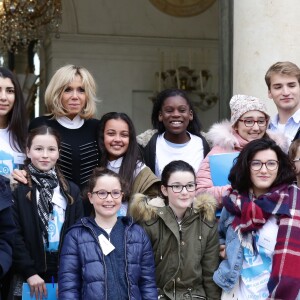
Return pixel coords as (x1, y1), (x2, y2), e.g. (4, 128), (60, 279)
(172, 279), (176, 299)
(168, 207), (185, 243)
(178, 222), (183, 242)
(82, 220), (108, 300)
(124, 221), (133, 300)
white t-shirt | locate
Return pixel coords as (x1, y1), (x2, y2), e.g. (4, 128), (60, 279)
(238, 216), (279, 299)
(155, 132), (204, 177)
(0, 127), (25, 176)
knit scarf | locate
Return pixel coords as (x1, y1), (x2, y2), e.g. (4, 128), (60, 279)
(28, 163), (58, 246)
(223, 185), (291, 253)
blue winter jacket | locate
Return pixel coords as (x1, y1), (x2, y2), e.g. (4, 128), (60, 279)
(58, 216), (158, 300)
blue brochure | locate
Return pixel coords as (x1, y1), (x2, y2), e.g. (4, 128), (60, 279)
(22, 283), (58, 300)
(209, 152), (239, 186)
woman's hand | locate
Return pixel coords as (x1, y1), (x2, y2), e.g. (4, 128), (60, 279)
(27, 274), (47, 300)
(219, 244), (226, 259)
(12, 169), (28, 184)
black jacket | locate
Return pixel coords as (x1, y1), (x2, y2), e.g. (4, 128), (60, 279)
(142, 132), (210, 173)
(12, 180), (83, 280)
(0, 175), (15, 279)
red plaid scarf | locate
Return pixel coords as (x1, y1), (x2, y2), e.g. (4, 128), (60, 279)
(223, 184), (300, 299)
(223, 185), (291, 252)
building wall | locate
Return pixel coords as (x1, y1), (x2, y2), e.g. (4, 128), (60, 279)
(40, 0), (219, 132)
(233, 0), (300, 117)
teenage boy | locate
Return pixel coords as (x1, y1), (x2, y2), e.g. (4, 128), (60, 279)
(265, 61), (300, 144)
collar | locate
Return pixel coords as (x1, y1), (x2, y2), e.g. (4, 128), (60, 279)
(291, 108), (300, 123)
(0, 127), (8, 132)
(51, 186), (67, 210)
(56, 115), (84, 129)
(270, 108), (300, 126)
(107, 157), (123, 171)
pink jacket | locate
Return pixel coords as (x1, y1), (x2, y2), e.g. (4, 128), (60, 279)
(196, 120), (289, 206)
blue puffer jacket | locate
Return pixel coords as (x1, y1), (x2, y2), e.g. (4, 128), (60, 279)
(58, 216), (158, 300)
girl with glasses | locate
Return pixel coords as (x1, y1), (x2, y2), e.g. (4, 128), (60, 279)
(58, 167), (158, 300)
(196, 94), (288, 206)
(130, 160), (221, 299)
(214, 138), (300, 299)
(11, 126), (83, 299)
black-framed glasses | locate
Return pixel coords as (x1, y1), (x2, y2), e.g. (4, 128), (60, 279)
(91, 189), (123, 199)
(166, 183), (197, 193)
(238, 119), (268, 127)
(250, 160), (279, 171)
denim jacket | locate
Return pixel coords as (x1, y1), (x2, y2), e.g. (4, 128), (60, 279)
(213, 208), (243, 292)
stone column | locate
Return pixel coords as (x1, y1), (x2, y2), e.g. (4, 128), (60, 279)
(233, 0), (300, 115)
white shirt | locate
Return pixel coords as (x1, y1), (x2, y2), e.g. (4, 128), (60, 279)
(56, 115), (84, 129)
(107, 157), (146, 179)
(37, 185), (67, 251)
(0, 127), (25, 176)
(238, 217), (278, 299)
(155, 132), (204, 177)
(269, 108), (300, 145)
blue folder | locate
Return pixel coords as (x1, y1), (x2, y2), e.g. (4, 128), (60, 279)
(22, 283), (58, 300)
(209, 152), (239, 186)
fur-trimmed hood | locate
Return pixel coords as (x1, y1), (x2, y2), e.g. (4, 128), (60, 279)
(205, 120), (240, 151)
(267, 130), (289, 153)
(136, 129), (158, 148)
(205, 120), (289, 153)
(129, 192), (217, 223)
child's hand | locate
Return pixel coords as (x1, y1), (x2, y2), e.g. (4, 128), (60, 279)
(12, 169), (28, 184)
(219, 244), (226, 259)
(27, 274), (47, 300)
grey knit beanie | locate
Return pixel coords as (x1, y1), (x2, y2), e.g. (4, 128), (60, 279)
(230, 94), (269, 126)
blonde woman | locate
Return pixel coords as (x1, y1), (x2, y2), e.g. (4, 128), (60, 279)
(14, 65), (100, 193)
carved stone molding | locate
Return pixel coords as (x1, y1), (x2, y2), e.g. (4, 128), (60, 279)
(149, 0), (216, 17)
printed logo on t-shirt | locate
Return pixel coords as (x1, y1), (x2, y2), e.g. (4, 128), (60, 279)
(0, 150), (14, 175)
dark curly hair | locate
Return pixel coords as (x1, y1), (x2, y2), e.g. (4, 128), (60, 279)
(228, 138), (295, 193)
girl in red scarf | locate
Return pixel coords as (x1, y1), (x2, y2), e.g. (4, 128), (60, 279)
(214, 138), (300, 300)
